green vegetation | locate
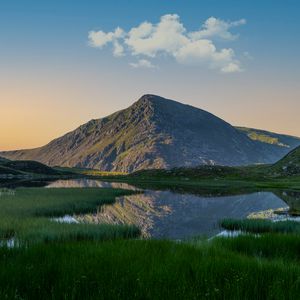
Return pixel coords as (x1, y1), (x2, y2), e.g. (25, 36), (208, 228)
(0, 233), (299, 299)
(0, 179), (298, 298)
(100, 148), (300, 192)
(221, 218), (300, 234)
(275, 190), (300, 215)
(247, 131), (283, 145)
(54, 166), (126, 176)
(0, 188), (139, 243)
(268, 146), (300, 176)
(95, 167), (300, 196)
(213, 233), (300, 262)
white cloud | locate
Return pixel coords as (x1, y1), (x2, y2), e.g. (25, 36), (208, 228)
(88, 14), (246, 73)
(174, 39), (242, 73)
(189, 17), (246, 41)
(125, 14), (189, 57)
(130, 59), (157, 69)
(88, 27), (124, 48)
(221, 62), (242, 73)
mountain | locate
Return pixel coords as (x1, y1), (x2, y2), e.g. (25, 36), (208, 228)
(268, 146), (300, 176)
(1, 94), (300, 172)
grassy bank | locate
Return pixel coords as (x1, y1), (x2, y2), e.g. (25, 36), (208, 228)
(69, 165), (300, 194)
(0, 188), (139, 243)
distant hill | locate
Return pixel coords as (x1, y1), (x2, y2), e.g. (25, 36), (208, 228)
(0, 165), (23, 175)
(0, 156), (9, 164)
(0, 158), (64, 176)
(268, 146), (300, 176)
(236, 127), (300, 159)
(1, 95), (300, 172)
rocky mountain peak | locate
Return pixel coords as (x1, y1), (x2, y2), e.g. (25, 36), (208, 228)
(1, 95), (300, 172)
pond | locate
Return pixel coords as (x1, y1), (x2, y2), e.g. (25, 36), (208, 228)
(44, 179), (297, 239)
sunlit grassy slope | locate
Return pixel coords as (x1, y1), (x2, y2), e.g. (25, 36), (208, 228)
(268, 146), (300, 176)
(236, 127), (300, 147)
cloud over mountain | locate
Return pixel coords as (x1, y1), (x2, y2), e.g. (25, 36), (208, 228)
(88, 14), (246, 73)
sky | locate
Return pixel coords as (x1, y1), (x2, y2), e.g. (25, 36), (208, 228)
(0, 0), (299, 150)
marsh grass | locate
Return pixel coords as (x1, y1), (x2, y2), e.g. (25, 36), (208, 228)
(0, 188), (140, 243)
(221, 218), (300, 234)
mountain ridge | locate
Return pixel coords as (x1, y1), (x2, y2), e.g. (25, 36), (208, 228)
(1, 94), (300, 172)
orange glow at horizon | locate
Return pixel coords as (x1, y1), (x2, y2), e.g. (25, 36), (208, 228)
(1, 72), (299, 151)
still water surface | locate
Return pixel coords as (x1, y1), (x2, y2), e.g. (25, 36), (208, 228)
(46, 179), (290, 239)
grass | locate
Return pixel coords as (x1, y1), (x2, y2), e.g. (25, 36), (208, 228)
(0, 238), (300, 299)
(0, 187), (140, 243)
(213, 233), (300, 262)
(220, 218), (300, 234)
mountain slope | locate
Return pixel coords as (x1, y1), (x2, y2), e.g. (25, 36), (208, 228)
(1, 95), (300, 172)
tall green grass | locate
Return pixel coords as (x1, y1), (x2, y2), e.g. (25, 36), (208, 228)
(214, 233), (300, 262)
(221, 218), (300, 234)
(0, 188), (140, 243)
(0, 239), (299, 299)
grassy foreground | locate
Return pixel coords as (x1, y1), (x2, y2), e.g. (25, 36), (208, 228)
(1, 184), (300, 298)
(0, 188), (139, 243)
(0, 235), (300, 299)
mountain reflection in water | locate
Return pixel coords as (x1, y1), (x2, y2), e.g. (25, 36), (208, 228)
(45, 179), (291, 239)
(46, 179), (139, 191)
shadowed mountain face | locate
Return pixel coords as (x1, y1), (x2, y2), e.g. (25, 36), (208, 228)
(1, 95), (300, 172)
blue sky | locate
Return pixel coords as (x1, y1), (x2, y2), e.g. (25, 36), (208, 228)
(0, 0), (299, 150)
